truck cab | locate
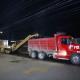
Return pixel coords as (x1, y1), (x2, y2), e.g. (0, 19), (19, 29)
(55, 34), (80, 64)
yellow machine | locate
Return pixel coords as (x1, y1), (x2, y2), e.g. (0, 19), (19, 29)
(0, 33), (39, 54)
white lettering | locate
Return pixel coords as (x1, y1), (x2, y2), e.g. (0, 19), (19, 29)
(69, 45), (80, 50)
(74, 46), (80, 49)
(69, 45), (73, 49)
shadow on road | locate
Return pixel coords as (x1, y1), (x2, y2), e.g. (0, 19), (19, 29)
(10, 51), (80, 67)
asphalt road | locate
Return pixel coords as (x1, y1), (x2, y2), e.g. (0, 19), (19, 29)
(0, 54), (80, 80)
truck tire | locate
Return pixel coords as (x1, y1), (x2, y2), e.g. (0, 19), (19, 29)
(0, 48), (5, 53)
(30, 51), (37, 59)
(70, 54), (80, 65)
(38, 52), (46, 60)
(5, 50), (11, 54)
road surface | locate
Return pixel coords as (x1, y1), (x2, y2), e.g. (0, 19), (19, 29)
(0, 54), (80, 80)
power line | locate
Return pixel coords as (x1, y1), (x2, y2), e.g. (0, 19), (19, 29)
(0, 0), (79, 30)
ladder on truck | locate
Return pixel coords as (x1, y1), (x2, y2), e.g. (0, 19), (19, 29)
(12, 33), (39, 52)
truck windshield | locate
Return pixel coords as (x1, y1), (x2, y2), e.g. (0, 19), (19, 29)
(68, 38), (77, 44)
(61, 37), (77, 44)
(75, 38), (80, 44)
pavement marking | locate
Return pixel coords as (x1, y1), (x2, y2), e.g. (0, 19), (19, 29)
(24, 67), (49, 75)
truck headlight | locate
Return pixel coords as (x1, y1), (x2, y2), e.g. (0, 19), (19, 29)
(59, 50), (67, 56)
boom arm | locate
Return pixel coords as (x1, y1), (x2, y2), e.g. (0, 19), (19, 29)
(12, 33), (39, 51)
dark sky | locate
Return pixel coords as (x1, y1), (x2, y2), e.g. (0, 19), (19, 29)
(0, 0), (80, 40)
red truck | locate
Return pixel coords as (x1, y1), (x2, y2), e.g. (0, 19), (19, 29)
(28, 33), (80, 64)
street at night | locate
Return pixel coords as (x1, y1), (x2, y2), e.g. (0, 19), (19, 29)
(0, 0), (80, 80)
(0, 54), (80, 80)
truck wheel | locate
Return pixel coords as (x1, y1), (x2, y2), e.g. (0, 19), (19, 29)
(30, 51), (37, 59)
(38, 52), (46, 60)
(70, 54), (80, 64)
(5, 50), (11, 54)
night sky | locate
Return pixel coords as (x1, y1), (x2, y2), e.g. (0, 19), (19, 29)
(0, 0), (80, 40)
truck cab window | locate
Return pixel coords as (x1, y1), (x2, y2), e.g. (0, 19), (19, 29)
(61, 38), (68, 44)
(68, 38), (77, 44)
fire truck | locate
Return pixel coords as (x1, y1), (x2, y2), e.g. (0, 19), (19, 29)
(28, 33), (80, 64)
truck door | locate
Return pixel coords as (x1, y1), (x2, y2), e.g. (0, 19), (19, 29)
(57, 37), (69, 58)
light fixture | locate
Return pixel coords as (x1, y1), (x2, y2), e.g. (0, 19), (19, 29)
(0, 31), (3, 34)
